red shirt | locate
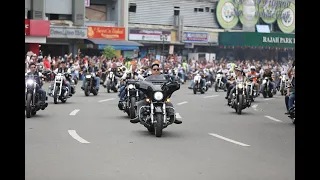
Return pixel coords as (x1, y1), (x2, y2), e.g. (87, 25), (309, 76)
(43, 60), (50, 69)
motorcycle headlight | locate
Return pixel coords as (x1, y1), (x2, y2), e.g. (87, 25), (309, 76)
(128, 84), (135, 89)
(154, 92), (163, 101)
(262, 80), (266, 84)
(238, 83), (243, 89)
(26, 79), (34, 85)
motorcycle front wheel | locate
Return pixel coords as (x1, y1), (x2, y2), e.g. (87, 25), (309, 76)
(155, 113), (164, 137)
(26, 93), (32, 118)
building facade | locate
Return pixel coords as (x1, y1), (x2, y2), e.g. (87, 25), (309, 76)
(127, 0), (295, 61)
(25, 0), (139, 57)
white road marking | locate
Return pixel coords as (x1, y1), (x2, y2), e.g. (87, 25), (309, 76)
(69, 109), (80, 116)
(264, 116), (283, 122)
(177, 101), (188, 105)
(208, 133), (250, 147)
(68, 130), (90, 144)
(98, 98), (115, 102)
(252, 104), (258, 111)
(204, 95), (219, 98)
(175, 113), (182, 119)
(264, 98), (275, 101)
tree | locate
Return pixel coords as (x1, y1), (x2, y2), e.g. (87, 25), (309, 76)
(103, 46), (117, 59)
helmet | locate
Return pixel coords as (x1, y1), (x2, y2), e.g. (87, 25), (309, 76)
(250, 66), (256, 70)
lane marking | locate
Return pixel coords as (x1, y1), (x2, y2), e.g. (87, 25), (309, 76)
(177, 101), (188, 105)
(69, 109), (80, 116)
(98, 98), (115, 102)
(264, 98), (275, 101)
(175, 113), (182, 119)
(252, 104), (258, 111)
(204, 95), (219, 98)
(68, 130), (90, 144)
(264, 116), (283, 122)
(208, 133), (250, 147)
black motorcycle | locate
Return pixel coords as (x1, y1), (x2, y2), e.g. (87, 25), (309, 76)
(122, 79), (139, 119)
(261, 77), (274, 98)
(49, 73), (73, 104)
(84, 72), (98, 96)
(135, 75), (180, 137)
(25, 75), (48, 118)
(193, 73), (205, 94)
(230, 81), (250, 115)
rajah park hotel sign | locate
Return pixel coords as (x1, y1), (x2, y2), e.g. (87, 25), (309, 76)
(232, 0), (292, 21)
(262, 36), (295, 44)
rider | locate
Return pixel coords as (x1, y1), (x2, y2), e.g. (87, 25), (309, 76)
(247, 66), (260, 94)
(118, 63), (144, 102)
(81, 61), (100, 91)
(188, 68), (206, 89)
(226, 66), (246, 104)
(26, 62), (47, 106)
(130, 61), (182, 124)
(259, 67), (275, 93)
(286, 60), (295, 113)
(53, 60), (72, 96)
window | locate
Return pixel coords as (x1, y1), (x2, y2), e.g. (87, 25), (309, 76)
(211, 9), (215, 13)
(198, 8), (204, 12)
(129, 3), (137, 13)
(205, 7), (210, 12)
(194, 8), (198, 12)
(48, 14), (72, 20)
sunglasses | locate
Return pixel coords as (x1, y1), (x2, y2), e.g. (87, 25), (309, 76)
(152, 68), (160, 71)
(30, 66), (36, 68)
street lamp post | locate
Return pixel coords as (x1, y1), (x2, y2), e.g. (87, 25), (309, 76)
(160, 34), (168, 56)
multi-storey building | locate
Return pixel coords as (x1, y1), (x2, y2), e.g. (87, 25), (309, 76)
(25, 0), (142, 57)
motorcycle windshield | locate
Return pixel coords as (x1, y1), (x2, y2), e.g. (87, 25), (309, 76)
(139, 75), (167, 91)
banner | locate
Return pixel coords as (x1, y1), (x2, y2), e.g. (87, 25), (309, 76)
(87, 26), (125, 40)
(129, 29), (171, 42)
(182, 32), (208, 43)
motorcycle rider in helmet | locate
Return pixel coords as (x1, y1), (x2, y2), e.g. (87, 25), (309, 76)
(226, 66), (246, 105)
(130, 61), (182, 124)
(26, 62), (48, 107)
(247, 66), (260, 94)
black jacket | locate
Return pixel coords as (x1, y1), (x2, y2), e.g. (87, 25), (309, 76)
(87, 66), (99, 73)
(26, 71), (43, 87)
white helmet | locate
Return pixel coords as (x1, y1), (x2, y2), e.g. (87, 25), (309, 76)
(250, 66), (256, 70)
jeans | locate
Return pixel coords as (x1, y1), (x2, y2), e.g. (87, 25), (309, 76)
(260, 81), (275, 92)
(119, 86), (126, 101)
(65, 81), (71, 95)
(178, 72), (185, 82)
(288, 93), (295, 110)
(82, 77), (100, 89)
(38, 88), (46, 103)
(189, 79), (206, 88)
(226, 84), (235, 98)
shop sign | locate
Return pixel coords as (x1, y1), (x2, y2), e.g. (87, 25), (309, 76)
(219, 32), (295, 48)
(208, 32), (219, 43)
(182, 32), (208, 43)
(129, 29), (171, 42)
(29, 20), (50, 37)
(277, 2), (295, 33)
(184, 43), (194, 48)
(25, 19), (30, 36)
(49, 26), (88, 39)
(87, 26), (125, 40)
(216, 0), (239, 29)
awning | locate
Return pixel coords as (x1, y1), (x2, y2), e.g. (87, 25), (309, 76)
(84, 39), (143, 50)
(219, 32), (295, 48)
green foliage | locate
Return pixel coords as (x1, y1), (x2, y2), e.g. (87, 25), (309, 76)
(103, 46), (117, 58)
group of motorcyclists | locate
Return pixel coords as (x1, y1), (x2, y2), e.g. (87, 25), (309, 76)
(25, 51), (295, 125)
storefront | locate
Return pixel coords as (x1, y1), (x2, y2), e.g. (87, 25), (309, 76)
(43, 26), (88, 56)
(25, 19), (50, 55)
(218, 32), (295, 60)
(83, 26), (142, 58)
(128, 29), (173, 58)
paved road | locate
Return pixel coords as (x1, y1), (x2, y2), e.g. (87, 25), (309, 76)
(26, 82), (294, 180)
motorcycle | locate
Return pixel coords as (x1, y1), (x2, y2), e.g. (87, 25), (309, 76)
(49, 73), (71, 104)
(121, 79), (139, 119)
(193, 73), (205, 94)
(261, 77), (274, 98)
(280, 75), (288, 96)
(214, 73), (227, 92)
(135, 77), (180, 137)
(84, 72), (98, 96)
(106, 71), (118, 93)
(245, 76), (259, 102)
(25, 75), (48, 118)
(288, 102), (295, 124)
(230, 81), (250, 115)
